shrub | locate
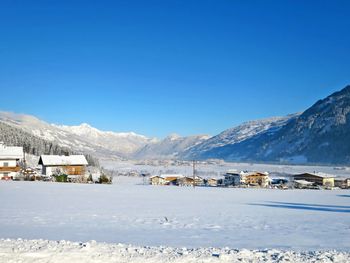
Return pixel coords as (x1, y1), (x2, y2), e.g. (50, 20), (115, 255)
(55, 174), (68, 182)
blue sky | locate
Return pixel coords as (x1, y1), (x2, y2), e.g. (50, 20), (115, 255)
(0, 0), (349, 138)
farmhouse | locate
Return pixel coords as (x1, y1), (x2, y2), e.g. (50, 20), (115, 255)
(0, 143), (23, 180)
(38, 155), (88, 177)
(241, 172), (271, 187)
(293, 172), (335, 187)
(177, 176), (204, 186)
(149, 174), (183, 185)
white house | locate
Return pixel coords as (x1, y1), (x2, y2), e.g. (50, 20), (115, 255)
(38, 155), (88, 177)
(223, 170), (242, 186)
(0, 143), (23, 180)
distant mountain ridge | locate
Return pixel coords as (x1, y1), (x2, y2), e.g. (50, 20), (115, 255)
(133, 133), (210, 160)
(1, 85), (350, 164)
(184, 85), (350, 164)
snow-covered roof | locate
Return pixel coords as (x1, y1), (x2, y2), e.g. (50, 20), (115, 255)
(0, 144), (23, 159)
(295, 172), (335, 179)
(150, 174), (184, 179)
(161, 174), (184, 178)
(294, 180), (314, 185)
(38, 155), (88, 166)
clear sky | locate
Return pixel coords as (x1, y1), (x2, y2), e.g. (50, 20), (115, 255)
(0, 0), (349, 138)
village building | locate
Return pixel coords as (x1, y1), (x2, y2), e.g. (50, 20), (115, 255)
(294, 179), (316, 189)
(334, 178), (350, 189)
(38, 155), (88, 177)
(149, 174), (183, 185)
(177, 176), (204, 186)
(207, 178), (218, 187)
(293, 172), (335, 187)
(0, 143), (23, 180)
(241, 171), (271, 187)
(223, 171), (241, 186)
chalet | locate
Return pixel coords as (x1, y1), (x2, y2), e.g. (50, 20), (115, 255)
(177, 176), (204, 186)
(241, 171), (271, 187)
(149, 175), (167, 185)
(149, 174), (183, 185)
(293, 172), (334, 187)
(0, 143), (23, 180)
(38, 155), (88, 177)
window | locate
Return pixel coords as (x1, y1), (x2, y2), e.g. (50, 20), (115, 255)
(3, 162), (8, 167)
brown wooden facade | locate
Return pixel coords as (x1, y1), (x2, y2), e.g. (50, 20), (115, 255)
(0, 166), (21, 172)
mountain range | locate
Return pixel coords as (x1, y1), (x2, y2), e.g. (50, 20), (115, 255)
(1, 85), (350, 164)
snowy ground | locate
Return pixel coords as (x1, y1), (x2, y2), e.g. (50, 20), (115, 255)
(1, 239), (350, 263)
(1, 176), (350, 262)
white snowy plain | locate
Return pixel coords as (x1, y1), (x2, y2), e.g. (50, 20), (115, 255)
(1, 177), (350, 262)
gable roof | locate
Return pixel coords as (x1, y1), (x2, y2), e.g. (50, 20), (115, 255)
(294, 172), (335, 179)
(0, 144), (23, 159)
(38, 155), (88, 166)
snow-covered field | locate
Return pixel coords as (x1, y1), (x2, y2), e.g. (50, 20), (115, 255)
(1, 176), (350, 262)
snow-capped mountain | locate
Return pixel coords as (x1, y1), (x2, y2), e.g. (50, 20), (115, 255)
(182, 114), (299, 160)
(53, 123), (155, 155)
(0, 112), (155, 158)
(184, 85), (350, 164)
(2, 85), (350, 164)
(133, 133), (210, 159)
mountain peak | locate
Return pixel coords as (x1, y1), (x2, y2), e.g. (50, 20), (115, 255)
(79, 123), (92, 128)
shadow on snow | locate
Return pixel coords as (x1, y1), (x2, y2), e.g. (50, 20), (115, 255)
(248, 201), (350, 213)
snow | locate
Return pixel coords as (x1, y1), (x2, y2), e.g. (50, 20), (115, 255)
(0, 178), (350, 251)
(0, 143), (23, 159)
(1, 239), (349, 263)
(0, 176), (350, 262)
(39, 155), (88, 166)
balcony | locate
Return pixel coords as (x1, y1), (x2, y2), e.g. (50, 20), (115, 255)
(0, 166), (21, 172)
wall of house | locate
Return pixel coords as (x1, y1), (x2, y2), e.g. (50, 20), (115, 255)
(150, 177), (166, 185)
(294, 174), (323, 185)
(43, 165), (85, 176)
(245, 175), (269, 187)
(0, 159), (17, 167)
(0, 171), (18, 179)
(322, 178), (334, 187)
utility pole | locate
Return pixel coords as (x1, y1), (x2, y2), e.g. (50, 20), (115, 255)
(192, 160), (196, 188)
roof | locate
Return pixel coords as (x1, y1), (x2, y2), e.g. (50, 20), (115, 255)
(38, 155), (88, 166)
(150, 174), (184, 179)
(294, 179), (314, 185)
(240, 171), (269, 177)
(0, 144), (23, 159)
(294, 172), (335, 179)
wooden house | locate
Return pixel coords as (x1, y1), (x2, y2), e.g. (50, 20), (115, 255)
(149, 175), (167, 185)
(241, 172), (271, 187)
(177, 176), (204, 186)
(293, 172), (334, 187)
(149, 174), (183, 185)
(0, 143), (23, 180)
(38, 155), (88, 177)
